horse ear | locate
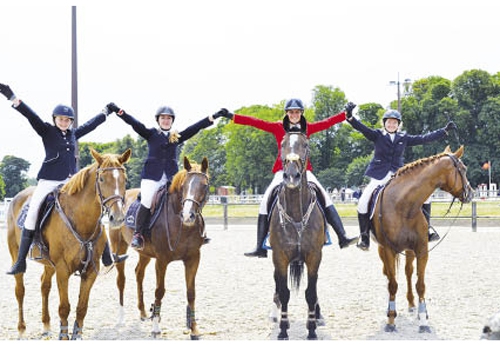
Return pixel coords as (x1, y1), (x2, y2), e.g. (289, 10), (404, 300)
(90, 148), (103, 166)
(184, 156), (192, 171)
(455, 145), (464, 159)
(119, 148), (132, 164)
(201, 157), (209, 173)
(443, 145), (451, 154)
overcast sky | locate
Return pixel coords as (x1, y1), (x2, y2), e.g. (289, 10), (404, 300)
(1, 0), (499, 177)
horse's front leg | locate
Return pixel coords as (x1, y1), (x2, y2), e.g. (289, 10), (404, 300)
(135, 255), (151, 320)
(14, 273), (27, 337)
(378, 246), (398, 332)
(71, 271), (98, 340)
(405, 250), (416, 312)
(274, 264), (290, 340)
(55, 267), (71, 340)
(41, 265), (56, 337)
(150, 259), (168, 338)
(416, 250), (431, 333)
(184, 253), (201, 340)
(113, 231), (129, 326)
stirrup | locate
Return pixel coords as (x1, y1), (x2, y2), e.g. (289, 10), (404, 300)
(131, 233), (144, 250)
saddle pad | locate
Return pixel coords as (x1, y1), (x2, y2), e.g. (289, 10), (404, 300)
(125, 189), (167, 235)
(368, 184), (385, 220)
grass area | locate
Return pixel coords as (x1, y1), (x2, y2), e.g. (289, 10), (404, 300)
(202, 200), (500, 218)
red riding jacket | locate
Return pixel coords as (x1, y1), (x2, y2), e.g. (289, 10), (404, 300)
(233, 111), (346, 173)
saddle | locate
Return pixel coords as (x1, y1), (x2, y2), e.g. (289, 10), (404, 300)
(125, 183), (169, 237)
(17, 186), (63, 262)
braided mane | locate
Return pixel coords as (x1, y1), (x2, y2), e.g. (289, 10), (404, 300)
(60, 153), (127, 196)
(393, 152), (448, 178)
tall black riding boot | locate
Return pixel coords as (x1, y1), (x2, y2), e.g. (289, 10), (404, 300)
(356, 213), (371, 251)
(423, 203), (440, 242)
(324, 205), (357, 249)
(131, 205), (150, 250)
(244, 214), (268, 258)
(101, 242), (129, 267)
(7, 228), (35, 275)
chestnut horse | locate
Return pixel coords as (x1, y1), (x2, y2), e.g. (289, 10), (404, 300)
(269, 132), (326, 340)
(371, 145), (473, 333)
(110, 156), (209, 339)
(6, 148), (131, 339)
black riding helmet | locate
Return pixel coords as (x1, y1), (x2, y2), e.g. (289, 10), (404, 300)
(283, 98), (307, 133)
(52, 104), (75, 125)
(155, 106), (176, 123)
(382, 109), (402, 124)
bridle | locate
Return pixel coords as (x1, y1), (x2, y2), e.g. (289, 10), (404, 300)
(181, 171), (210, 215)
(95, 166), (126, 215)
(445, 154), (472, 203)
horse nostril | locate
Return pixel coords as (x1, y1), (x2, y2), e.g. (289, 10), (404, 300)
(109, 215), (114, 223)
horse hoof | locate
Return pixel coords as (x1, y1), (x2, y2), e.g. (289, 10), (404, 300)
(316, 318), (326, 327)
(278, 331), (289, 340)
(419, 325), (431, 333)
(408, 307), (416, 313)
(151, 331), (161, 338)
(269, 316), (278, 323)
(190, 334), (200, 340)
(384, 324), (397, 332)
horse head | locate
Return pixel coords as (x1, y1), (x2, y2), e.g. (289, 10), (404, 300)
(281, 132), (309, 189)
(178, 156), (210, 226)
(90, 148), (131, 228)
(442, 145), (473, 203)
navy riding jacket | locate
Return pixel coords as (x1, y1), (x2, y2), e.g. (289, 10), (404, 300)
(348, 117), (448, 180)
(14, 101), (107, 181)
(118, 112), (213, 181)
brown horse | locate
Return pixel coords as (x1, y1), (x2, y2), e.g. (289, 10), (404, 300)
(269, 132), (326, 340)
(371, 145), (473, 333)
(111, 156), (209, 339)
(6, 148), (131, 340)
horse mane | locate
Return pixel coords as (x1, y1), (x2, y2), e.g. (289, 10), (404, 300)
(60, 153), (127, 196)
(169, 163), (208, 194)
(393, 151), (448, 178)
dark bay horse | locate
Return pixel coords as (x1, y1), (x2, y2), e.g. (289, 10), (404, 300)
(269, 132), (326, 340)
(111, 157), (209, 339)
(7, 148), (131, 339)
(371, 145), (473, 333)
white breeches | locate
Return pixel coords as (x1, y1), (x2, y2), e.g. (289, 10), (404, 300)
(140, 174), (168, 208)
(25, 178), (69, 230)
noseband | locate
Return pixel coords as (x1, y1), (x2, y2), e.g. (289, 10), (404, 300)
(95, 166), (126, 215)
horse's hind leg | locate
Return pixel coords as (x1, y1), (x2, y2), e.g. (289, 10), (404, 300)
(405, 251), (416, 312)
(416, 250), (431, 333)
(113, 231), (129, 325)
(378, 246), (398, 332)
(184, 253), (201, 340)
(41, 266), (55, 336)
(14, 273), (27, 337)
(135, 255), (151, 320)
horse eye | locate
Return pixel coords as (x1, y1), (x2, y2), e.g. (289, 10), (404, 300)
(99, 176), (105, 183)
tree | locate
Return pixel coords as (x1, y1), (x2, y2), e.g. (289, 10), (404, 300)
(0, 174), (5, 200)
(0, 155), (30, 197)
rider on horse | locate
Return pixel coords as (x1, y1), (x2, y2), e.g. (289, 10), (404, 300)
(0, 82), (127, 275)
(216, 99), (357, 258)
(345, 106), (458, 250)
(107, 103), (224, 250)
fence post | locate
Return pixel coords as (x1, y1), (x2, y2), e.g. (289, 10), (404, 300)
(221, 196), (228, 230)
(471, 201), (477, 232)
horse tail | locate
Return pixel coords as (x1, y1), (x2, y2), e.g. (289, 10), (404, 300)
(289, 260), (304, 291)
